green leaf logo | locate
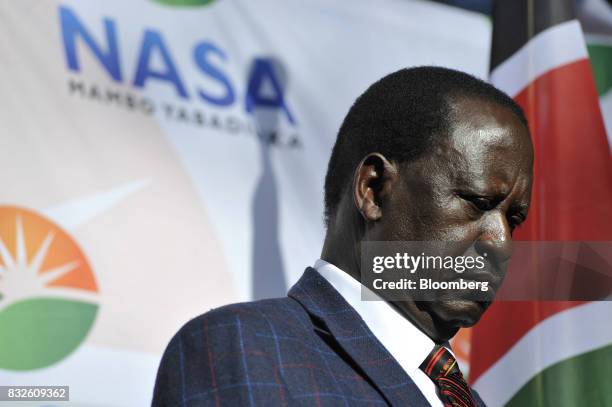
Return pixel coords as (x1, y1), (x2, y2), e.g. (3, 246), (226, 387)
(0, 206), (99, 370)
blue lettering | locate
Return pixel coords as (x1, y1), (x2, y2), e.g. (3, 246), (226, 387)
(133, 30), (188, 98)
(59, 5), (122, 81)
(245, 58), (296, 125)
(194, 42), (235, 106)
(59, 7), (297, 126)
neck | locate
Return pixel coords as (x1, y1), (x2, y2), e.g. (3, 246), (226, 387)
(320, 215), (458, 343)
(320, 205), (365, 282)
(391, 301), (460, 343)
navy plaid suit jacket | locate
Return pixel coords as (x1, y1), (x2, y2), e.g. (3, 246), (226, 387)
(152, 268), (486, 406)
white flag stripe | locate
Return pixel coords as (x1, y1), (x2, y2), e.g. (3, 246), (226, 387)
(491, 20), (588, 98)
(473, 301), (612, 407)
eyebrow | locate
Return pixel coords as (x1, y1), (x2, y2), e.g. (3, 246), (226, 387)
(457, 187), (530, 213)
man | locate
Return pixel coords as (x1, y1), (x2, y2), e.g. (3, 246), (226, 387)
(152, 67), (533, 406)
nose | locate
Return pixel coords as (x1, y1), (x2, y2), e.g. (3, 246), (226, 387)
(474, 210), (513, 265)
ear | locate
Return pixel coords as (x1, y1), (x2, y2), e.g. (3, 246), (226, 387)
(353, 153), (398, 222)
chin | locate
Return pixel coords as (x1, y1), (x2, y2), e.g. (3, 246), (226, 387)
(429, 299), (490, 328)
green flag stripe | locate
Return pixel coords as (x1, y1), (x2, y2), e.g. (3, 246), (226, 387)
(506, 343), (612, 407)
(587, 44), (612, 96)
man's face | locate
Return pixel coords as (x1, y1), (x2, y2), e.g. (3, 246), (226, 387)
(374, 97), (533, 330)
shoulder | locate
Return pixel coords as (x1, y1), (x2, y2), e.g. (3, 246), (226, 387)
(152, 297), (313, 406)
(175, 296), (310, 341)
(156, 296), (313, 373)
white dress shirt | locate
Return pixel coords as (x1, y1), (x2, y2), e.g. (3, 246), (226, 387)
(314, 258), (453, 407)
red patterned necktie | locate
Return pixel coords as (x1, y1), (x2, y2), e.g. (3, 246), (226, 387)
(419, 344), (476, 407)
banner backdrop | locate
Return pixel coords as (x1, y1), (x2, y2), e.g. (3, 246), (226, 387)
(0, 1), (490, 405)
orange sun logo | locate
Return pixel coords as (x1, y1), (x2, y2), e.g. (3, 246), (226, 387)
(0, 206), (99, 370)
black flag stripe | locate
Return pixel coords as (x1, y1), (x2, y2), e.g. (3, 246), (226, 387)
(490, 0), (576, 72)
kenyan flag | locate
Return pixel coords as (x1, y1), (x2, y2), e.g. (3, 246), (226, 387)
(469, 0), (612, 406)
(580, 0), (612, 149)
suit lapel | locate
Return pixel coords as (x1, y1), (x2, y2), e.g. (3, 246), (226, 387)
(288, 267), (430, 407)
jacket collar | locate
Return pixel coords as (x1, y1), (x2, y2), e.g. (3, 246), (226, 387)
(288, 267), (430, 406)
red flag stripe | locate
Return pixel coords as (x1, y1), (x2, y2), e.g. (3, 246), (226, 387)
(470, 58), (612, 383)
(491, 20), (587, 99)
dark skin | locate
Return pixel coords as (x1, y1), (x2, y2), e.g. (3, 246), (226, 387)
(321, 96), (534, 343)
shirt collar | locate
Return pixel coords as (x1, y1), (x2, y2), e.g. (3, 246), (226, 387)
(314, 258), (452, 375)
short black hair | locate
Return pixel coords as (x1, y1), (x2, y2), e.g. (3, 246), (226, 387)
(323, 66), (528, 226)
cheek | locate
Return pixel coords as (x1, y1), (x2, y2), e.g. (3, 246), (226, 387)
(414, 198), (481, 242)
(380, 179), (479, 241)
(376, 210), (420, 241)
(379, 208), (450, 241)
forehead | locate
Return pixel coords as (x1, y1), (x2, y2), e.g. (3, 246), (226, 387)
(431, 97), (533, 193)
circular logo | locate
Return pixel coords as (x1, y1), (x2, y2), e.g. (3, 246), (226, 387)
(0, 206), (98, 371)
(152, 0), (217, 7)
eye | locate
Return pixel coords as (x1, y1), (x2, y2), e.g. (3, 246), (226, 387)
(470, 197), (495, 211)
(459, 194), (496, 211)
